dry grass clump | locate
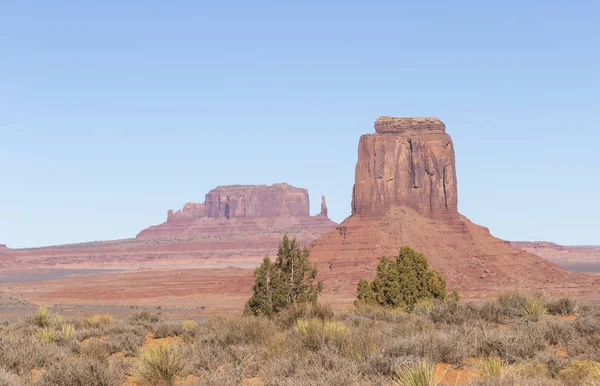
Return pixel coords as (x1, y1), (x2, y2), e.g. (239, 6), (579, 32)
(525, 296), (547, 322)
(558, 360), (600, 386)
(393, 360), (438, 386)
(133, 343), (185, 386)
(84, 314), (114, 328)
(295, 318), (348, 351)
(35, 327), (56, 343)
(477, 356), (515, 380)
(182, 320), (198, 330)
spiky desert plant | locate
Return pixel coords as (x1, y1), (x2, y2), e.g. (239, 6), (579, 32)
(36, 327), (56, 343)
(477, 357), (514, 380)
(33, 305), (50, 327)
(393, 360), (438, 386)
(133, 343), (185, 386)
(295, 318), (348, 351)
(61, 324), (75, 340)
(524, 297), (547, 321)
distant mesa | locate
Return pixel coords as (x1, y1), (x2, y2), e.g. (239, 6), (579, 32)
(0, 244), (9, 251)
(137, 183), (336, 240)
(310, 116), (598, 299)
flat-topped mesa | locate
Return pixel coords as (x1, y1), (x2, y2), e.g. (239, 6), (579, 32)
(137, 183), (336, 240)
(352, 116), (458, 221)
(374, 116), (446, 134)
(204, 183), (309, 219)
(161, 183), (310, 224)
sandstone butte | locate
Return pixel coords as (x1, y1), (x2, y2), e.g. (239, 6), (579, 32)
(309, 116), (599, 302)
(0, 184), (336, 270)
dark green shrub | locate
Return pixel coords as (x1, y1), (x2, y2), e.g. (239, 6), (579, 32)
(245, 235), (322, 317)
(355, 247), (446, 310)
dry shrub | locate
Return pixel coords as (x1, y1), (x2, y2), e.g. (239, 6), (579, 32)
(209, 316), (279, 347)
(295, 318), (348, 351)
(152, 322), (184, 339)
(0, 367), (20, 386)
(546, 297), (578, 316)
(260, 346), (364, 386)
(133, 343), (185, 386)
(36, 356), (124, 386)
(275, 302), (334, 328)
(84, 314), (114, 328)
(182, 320), (198, 330)
(496, 292), (528, 317)
(0, 332), (66, 375)
(558, 360), (600, 386)
(130, 310), (160, 324)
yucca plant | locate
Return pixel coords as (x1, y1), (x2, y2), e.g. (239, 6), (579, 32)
(477, 357), (514, 380)
(61, 324), (75, 340)
(33, 305), (50, 327)
(295, 318), (348, 351)
(36, 327), (56, 343)
(524, 297), (546, 321)
(133, 343), (185, 386)
(393, 360), (438, 386)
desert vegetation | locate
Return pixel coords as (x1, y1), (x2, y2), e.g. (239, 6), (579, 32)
(0, 294), (598, 385)
(2, 242), (599, 385)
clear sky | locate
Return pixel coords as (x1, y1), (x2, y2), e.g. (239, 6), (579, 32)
(1, 1), (598, 248)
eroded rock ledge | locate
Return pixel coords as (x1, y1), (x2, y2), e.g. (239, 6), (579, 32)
(374, 116), (446, 134)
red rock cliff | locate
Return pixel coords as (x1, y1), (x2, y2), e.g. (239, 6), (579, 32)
(309, 116), (598, 302)
(164, 183), (309, 223)
(137, 183), (334, 240)
(352, 117), (458, 221)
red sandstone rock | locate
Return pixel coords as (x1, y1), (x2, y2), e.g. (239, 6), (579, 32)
(310, 117), (599, 300)
(320, 195), (328, 218)
(3, 184), (336, 272)
(352, 117), (458, 221)
(512, 242), (600, 266)
(137, 183), (333, 240)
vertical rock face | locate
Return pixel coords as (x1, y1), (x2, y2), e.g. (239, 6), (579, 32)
(163, 183), (309, 223)
(204, 183), (309, 219)
(137, 183), (335, 240)
(308, 116), (596, 302)
(351, 117), (458, 221)
(320, 195), (328, 218)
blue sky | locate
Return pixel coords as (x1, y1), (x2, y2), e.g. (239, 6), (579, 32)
(1, 1), (598, 248)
